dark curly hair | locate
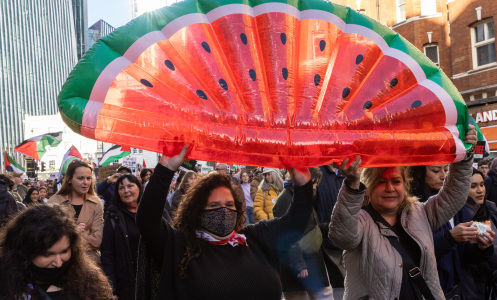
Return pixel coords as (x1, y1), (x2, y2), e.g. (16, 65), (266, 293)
(0, 205), (113, 299)
(140, 168), (153, 183)
(172, 173), (246, 279)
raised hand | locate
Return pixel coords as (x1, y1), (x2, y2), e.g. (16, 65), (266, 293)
(334, 156), (361, 189)
(289, 167), (311, 186)
(465, 124), (477, 146)
(159, 145), (189, 171)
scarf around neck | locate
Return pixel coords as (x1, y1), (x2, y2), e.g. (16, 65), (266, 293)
(196, 230), (248, 247)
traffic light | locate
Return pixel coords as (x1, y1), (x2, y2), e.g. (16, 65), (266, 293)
(41, 162), (46, 172)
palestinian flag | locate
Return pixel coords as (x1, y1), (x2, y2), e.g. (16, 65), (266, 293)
(15, 132), (63, 161)
(4, 152), (25, 173)
(99, 145), (131, 167)
(58, 146), (83, 181)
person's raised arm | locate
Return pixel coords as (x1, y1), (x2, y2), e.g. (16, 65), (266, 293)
(424, 125), (477, 230)
(136, 146), (188, 264)
(329, 156), (365, 251)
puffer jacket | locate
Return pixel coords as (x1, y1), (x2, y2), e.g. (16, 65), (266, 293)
(253, 186), (279, 222)
(329, 156), (473, 300)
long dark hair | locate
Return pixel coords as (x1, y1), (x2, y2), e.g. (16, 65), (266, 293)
(140, 168), (152, 183)
(0, 205), (113, 299)
(23, 188), (40, 206)
(172, 173), (246, 279)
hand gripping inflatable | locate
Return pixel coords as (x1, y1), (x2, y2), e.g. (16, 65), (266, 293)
(58, 0), (474, 168)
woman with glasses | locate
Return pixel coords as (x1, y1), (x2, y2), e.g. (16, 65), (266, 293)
(49, 160), (104, 262)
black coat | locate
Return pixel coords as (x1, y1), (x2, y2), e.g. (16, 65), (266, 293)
(454, 198), (497, 300)
(100, 202), (139, 300)
(484, 170), (497, 206)
(0, 182), (18, 226)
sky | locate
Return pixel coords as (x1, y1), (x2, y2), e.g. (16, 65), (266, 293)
(88, 0), (130, 29)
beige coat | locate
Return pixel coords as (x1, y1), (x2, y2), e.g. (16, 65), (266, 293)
(329, 156), (473, 300)
(48, 194), (104, 260)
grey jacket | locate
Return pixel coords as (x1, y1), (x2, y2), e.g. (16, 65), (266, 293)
(329, 156), (473, 300)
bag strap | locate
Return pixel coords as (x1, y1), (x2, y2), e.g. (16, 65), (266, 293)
(364, 205), (435, 300)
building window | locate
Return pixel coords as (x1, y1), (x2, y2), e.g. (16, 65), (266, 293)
(471, 20), (496, 68)
(424, 44), (439, 66)
(139, 149), (143, 154)
(397, 0), (406, 23)
(421, 0), (437, 15)
(133, 148), (137, 154)
(49, 160), (55, 170)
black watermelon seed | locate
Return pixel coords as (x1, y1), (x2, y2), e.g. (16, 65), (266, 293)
(164, 60), (175, 71)
(314, 74), (321, 86)
(356, 54), (364, 65)
(196, 90), (207, 100)
(219, 78), (228, 91)
(319, 40), (326, 51)
(201, 41), (211, 53)
(140, 79), (153, 87)
(363, 101), (373, 110)
(240, 33), (248, 45)
(342, 87), (351, 98)
(282, 68), (288, 80)
(249, 69), (256, 81)
(411, 100), (422, 108)
(280, 33), (287, 45)
(390, 78), (398, 88)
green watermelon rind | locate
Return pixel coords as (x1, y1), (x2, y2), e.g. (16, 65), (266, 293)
(58, 0), (469, 150)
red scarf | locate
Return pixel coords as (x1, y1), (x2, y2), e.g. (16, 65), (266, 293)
(196, 231), (248, 247)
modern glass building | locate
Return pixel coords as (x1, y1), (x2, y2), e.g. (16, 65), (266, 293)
(89, 19), (115, 48)
(72, 0), (89, 60)
(0, 0), (78, 171)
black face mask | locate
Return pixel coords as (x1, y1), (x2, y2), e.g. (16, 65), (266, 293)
(29, 258), (72, 285)
(199, 207), (237, 237)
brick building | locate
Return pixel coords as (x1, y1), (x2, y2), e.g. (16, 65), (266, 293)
(334, 0), (497, 152)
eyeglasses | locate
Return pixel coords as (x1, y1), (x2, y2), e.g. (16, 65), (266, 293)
(215, 168), (226, 171)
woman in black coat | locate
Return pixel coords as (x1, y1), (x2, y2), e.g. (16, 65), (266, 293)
(100, 174), (142, 300)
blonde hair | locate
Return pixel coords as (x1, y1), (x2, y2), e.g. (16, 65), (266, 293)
(362, 166), (418, 212)
(259, 170), (283, 193)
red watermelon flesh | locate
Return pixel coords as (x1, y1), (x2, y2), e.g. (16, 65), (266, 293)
(87, 10), (460, 168)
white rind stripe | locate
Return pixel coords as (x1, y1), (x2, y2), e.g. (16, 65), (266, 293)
(385, 47), (426, 83)
(301, 9), (345, 30)
(85, 2), (463, 157)
(206, 4), (254, 20)
(162, 13), (209, 38)
(253, 2), (300, 19)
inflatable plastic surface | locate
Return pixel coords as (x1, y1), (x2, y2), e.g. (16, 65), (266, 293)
(58, 0), (473, 168)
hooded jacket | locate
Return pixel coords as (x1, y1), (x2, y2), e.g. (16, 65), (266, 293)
(328, 156), (473, 300)
(0, 181), (18, 226)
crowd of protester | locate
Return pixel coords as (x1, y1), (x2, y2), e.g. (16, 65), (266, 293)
(0, 126), (496, 299)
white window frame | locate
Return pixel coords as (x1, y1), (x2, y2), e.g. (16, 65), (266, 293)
(471, 19), (496, 69)
(396, 0), (406, 23)
(424, 43), (439, 66)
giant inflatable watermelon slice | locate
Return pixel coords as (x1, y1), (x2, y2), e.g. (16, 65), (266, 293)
(59, 0), (473, 168)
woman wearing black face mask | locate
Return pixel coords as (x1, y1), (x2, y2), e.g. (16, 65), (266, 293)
(0, 204), (113, 300)
(136, 146), (340, 299)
